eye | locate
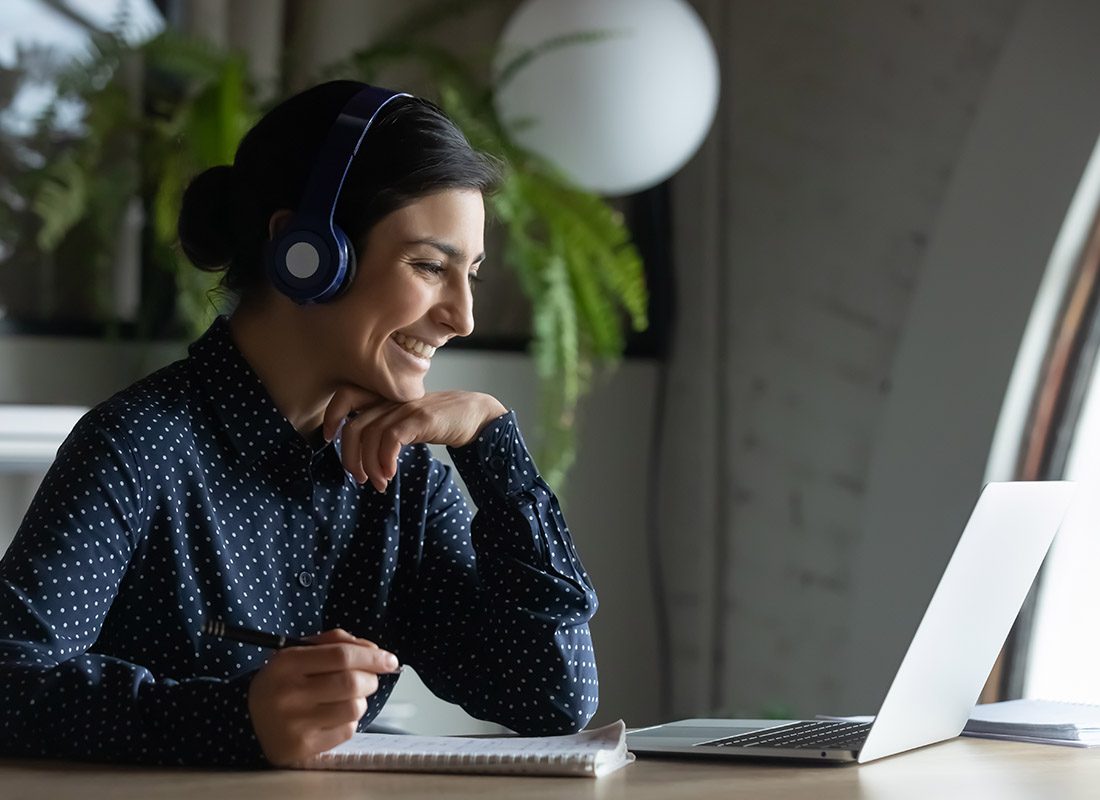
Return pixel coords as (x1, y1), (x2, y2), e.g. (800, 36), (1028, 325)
(412, 261), (445, 276)
(468, 272), (483, 288)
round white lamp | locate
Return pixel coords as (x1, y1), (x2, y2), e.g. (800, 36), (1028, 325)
(493, 0), (720, 196)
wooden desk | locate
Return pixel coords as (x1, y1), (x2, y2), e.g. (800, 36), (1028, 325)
(3, 737), (1097, 800)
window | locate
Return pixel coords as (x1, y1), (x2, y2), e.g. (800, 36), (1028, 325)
(994, 137), (1100, 702)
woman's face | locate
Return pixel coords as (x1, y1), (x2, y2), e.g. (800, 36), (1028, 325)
(317, 188), (485, 402)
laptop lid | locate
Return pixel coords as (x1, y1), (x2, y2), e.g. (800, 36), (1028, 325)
(857, 481), (1076, 762)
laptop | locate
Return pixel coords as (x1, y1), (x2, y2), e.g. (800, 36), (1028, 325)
(627, 481), (1077, 764)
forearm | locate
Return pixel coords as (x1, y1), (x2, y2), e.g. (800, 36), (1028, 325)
(403, 413), (600, 732)
(0, 644), (264, 766)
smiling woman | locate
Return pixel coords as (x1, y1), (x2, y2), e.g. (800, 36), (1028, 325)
(0, 81), (599, 767)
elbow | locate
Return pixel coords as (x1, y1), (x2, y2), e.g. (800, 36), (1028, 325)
(546, 661), (599, 734)
(562, 585), (598, 626)
(581, 587), (598, 622)
(544, 692), (599, 734)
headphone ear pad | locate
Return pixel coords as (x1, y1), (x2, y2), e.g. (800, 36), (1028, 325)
(333, 226), (356, 297)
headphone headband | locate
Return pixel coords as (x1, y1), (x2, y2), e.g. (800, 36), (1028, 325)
(268, 85), (412, 304)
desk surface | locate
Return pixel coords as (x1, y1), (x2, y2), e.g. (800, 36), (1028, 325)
(4, 737), (1098, 800)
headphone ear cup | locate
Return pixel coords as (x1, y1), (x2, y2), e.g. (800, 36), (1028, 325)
(268, 227), (333, 303)
(331, 226), (356, 298)
(269, 87), (407, 303)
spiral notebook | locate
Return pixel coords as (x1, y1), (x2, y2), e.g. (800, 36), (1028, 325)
(291, 720), (635, 777)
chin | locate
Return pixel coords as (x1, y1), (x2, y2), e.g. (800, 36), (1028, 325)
(387, 382), (427, 403)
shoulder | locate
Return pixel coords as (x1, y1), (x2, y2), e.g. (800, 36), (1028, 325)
(67, 357), (195, 457)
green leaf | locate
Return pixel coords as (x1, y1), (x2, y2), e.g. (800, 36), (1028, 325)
(493, 30), (619, 94)
(33, 155), (88, 252)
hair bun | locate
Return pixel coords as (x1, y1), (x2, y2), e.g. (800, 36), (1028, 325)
(178, 165), (250, 271)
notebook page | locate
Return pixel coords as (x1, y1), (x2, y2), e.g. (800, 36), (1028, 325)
(294, 720), (632, 776)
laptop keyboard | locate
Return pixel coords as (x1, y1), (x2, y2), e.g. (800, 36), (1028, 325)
(697, 720), (872, 751)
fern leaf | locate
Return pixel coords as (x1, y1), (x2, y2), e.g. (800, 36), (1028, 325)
(33, 155), (87, 252)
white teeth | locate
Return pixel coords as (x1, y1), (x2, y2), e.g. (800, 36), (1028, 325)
(393, 332), (436, 359)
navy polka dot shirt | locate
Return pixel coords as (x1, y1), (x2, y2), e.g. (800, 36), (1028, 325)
(0, 317), (598, 765)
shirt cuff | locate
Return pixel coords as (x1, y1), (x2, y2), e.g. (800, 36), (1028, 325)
(447, 410), (539, 500)
(221, 670), (268, 766)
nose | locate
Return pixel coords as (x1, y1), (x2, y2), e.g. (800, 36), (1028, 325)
(433, 278), (475, 338)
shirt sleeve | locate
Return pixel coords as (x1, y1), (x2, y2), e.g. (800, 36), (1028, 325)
(0, 416), (265, 766)
(393, 410), (599, 735)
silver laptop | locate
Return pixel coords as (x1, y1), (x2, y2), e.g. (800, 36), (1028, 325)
(627, 481), (1076, 764)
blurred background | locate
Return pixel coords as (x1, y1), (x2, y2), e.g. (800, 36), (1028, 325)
(3, 0), (1100, 738)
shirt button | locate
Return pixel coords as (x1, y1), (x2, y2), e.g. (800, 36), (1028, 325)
(297, 571), (314, 588)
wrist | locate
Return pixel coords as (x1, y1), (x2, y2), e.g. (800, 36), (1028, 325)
(454, 395), (507, 448)
(481, 395), (508, 425)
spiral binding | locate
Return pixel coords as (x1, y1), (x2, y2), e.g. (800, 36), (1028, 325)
(318, 747), (594, 775)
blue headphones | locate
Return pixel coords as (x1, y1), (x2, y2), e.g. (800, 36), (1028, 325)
(268, 85), (411, 303)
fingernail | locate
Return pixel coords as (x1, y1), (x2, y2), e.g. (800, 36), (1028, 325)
(384, 653), (400, 671)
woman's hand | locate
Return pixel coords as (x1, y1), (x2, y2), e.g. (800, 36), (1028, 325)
(323, 387), (507, 492)
(247, 628), (399, 766)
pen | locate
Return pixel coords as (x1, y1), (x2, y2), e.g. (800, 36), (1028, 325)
(202, 618), (313, 649)
(200, 618), (405, 672)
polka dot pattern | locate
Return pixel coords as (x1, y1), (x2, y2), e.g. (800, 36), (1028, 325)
(0, 317), (599, 765)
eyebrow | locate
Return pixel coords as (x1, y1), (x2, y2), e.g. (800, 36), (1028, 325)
(407, 237), (486, 265)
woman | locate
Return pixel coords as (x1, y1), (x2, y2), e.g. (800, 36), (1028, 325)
(0, 81), (599, 767)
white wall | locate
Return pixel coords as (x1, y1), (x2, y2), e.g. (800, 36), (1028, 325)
(664, 0), (1025, 718)
(845, 0), (1100, 712)
(667, 0), (1100, 721)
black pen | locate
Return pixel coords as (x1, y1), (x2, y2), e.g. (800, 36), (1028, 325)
(201, 618), (405, 672)
(202, 618), (313, 649)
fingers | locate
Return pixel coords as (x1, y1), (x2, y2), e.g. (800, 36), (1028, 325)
(305, 627), (363, 645)
(377, 423), (408, 484)
(338, 416), (369, 486)
(358, 414), (388, 493)
(322, 400), (346, 444)
(361, 413), (413, 492)
(289, 641), (401, 676)
(313, 696), (370, 729)
(322, 386), (386, 442)
(331, 391), (508, 490)
(342, 408), (414, 492)
(309, 668), (380, 704)
(249, 628), (402, 767)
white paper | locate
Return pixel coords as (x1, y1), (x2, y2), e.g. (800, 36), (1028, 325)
(294, 720), (634, 777)
(320, 722), (623, 758)
(967, 699), (1100, 728)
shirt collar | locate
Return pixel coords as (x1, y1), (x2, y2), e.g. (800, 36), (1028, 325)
(187, 316), (305, 466)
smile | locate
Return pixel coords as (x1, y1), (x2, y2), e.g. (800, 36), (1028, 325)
(392, 332), (437, 360)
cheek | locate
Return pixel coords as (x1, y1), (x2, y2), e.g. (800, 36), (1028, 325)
(383, 279), (434, 323)
(333, 270), (433, 355)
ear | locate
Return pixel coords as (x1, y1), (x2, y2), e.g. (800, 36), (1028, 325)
(267, 209), (294, 241)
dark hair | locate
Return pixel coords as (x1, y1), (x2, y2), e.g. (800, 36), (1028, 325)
(177, 80), (501, 296)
